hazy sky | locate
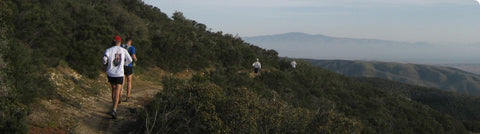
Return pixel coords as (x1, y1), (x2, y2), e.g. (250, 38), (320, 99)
(143, 0), (480, 44)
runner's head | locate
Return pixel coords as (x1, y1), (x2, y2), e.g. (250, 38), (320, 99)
(113, 35), (122, 45)
(125, 37), (133, 45)
(256, 58), (259, 62)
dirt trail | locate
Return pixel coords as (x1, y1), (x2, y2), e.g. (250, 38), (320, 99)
(74, 77), (162, 134)
(27, 67), (189, 133)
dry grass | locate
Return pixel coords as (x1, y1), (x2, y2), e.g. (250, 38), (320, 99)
(27, 66), (199, 133)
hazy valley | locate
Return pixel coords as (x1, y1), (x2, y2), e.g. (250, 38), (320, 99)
(307, 59), (480, 96)
(244, 32), (480, 64)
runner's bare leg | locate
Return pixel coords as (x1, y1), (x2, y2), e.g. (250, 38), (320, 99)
(113, 84), (122, 110)
(126, 74), (133, 98)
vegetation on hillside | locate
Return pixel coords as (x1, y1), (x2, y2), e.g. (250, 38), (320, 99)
(0, 0), (477, 133)
(1, 1), (53, 133)
(309, 59), (480, 96)
(359, 78), (480, 132)
(134, 61), (467, 133)
(0, 0), (276, 133)
(135, 76), (361, 134)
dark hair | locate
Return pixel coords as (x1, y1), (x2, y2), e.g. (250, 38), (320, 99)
(111, 40), (116, 46)
(126, 37), (133, 42)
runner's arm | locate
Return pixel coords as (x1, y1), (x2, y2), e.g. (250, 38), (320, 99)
(132, 54), (137, 62)
(103, 51), (109, 72)
(103, 51), (109, 65)
(131, 47), (137, 62)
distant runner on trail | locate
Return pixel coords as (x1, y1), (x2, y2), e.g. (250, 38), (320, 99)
(103, 35), (132, 119)
(121, 37), (137, 102)
(291, 60), (297, 69)
(252, 58), (262, 74)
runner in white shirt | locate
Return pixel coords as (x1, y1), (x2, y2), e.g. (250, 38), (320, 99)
(252, 58), (262, 74)
(103, 35), (132, 119)
(291, 60), (297, 69)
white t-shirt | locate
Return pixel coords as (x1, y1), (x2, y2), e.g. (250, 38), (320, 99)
(252, 61), (261, 69)
(291, 61), (297, 68)
(103, 46), (133, 77)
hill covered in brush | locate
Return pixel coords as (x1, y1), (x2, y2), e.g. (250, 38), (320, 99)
(357, 77), (480, 132)
(0, 0), (476, 133)
(308, 59), (480, 96)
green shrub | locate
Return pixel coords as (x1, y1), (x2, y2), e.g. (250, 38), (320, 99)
(135, 76), (362, 134)
(0, 98), (28, 134)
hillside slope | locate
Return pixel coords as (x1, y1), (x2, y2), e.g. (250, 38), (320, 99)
(133, 61), (467, 133)
(308, 59), (480, 96)
(27, 66), (163, 133)
(357, 77), (480, 132)
(0, 0), (476, 133)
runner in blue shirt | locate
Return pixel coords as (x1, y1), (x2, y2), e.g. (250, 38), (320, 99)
(121, 37), (137, 102)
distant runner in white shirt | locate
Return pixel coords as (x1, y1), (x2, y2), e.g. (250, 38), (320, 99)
(252, 58), (262, 74)
(291, 60), (297, 69)
(103, 35), (132, 119)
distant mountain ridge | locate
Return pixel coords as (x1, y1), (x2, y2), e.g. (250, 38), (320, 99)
(307, 59), (480, 96)
(440, 64), (480, 75)
(244, 32), (480, 64)
(245, 32), (424, 46)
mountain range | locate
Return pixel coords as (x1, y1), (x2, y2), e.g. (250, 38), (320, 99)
(244, 32), (480, 64)
(307, 59), (480, 96)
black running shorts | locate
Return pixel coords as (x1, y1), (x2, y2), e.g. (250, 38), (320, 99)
(108, 76), (124, 85)
(124, 66), (134, 76)
(254, 68), (260, 74)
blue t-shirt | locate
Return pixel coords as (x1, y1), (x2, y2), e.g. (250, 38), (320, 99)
(121, 44), (136, 67)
